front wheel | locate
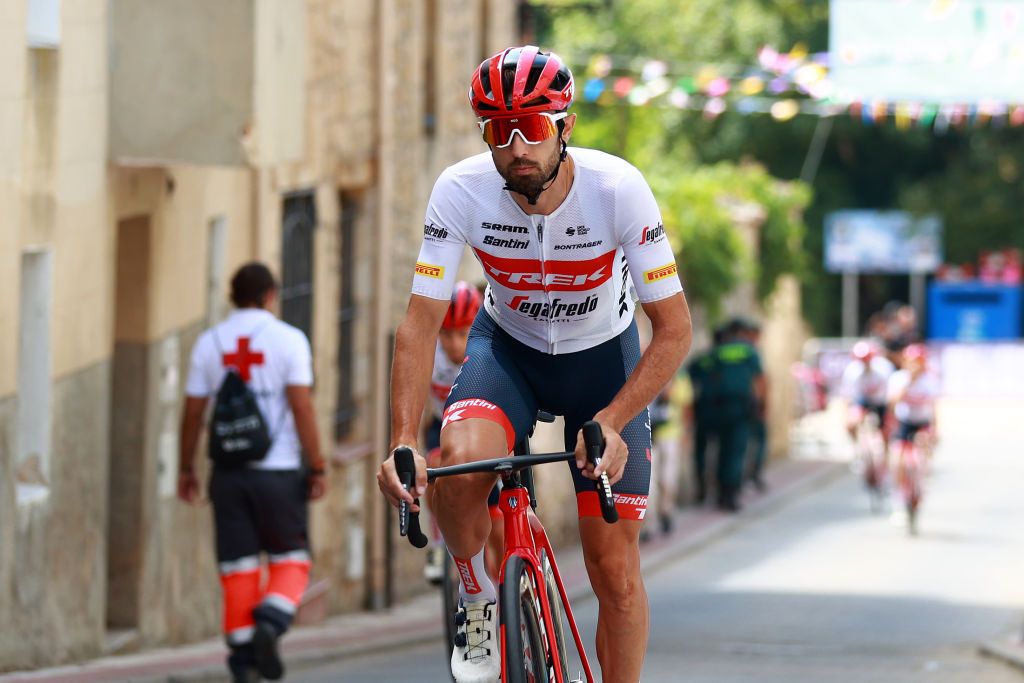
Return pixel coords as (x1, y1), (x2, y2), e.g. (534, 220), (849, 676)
(501, 555), (550, 683)
(441, 551), (460, 681)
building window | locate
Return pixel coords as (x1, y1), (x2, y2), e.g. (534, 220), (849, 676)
(17, 248), (53, 505)
(335, 192), (359, 439)
(206, 215), (228, 326)
(27, 0), (61, 49)
(281, 192), (316, 342)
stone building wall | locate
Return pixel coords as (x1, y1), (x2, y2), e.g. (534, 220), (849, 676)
(0, 0), (526, 671)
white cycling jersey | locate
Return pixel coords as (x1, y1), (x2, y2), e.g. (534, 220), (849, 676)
(412, 147), (683, 354)
(840, 356), (894, 405)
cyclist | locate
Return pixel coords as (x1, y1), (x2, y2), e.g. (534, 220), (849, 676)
(422, 282), (504, 584)
(888, 343), (939, 458)
(377, 45), (692, 683)
(840, 340), (894, 444)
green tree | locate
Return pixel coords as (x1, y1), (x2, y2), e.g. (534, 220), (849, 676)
(534, 0), (1024, 334)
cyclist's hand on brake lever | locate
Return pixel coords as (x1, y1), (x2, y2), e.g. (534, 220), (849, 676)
(574, 421), (628, 485)
(377, 446), (427, 512)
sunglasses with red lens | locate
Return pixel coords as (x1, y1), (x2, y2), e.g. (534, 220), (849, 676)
(479, 112), (568, 148)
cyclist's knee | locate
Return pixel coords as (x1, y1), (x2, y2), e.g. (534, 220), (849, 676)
(433, 471), (494, 508)
(588, 557), (644, 608)
(439, 419), (509, 466)
(581, 535), (643, 606)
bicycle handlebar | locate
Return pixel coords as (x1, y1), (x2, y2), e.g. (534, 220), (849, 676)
(394, 447), (429, 548)
(393, 421), (618, 548)
(582, 420), (619, 523)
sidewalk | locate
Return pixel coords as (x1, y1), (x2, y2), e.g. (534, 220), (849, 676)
(0, 457), (843, 683)
(980, 633), (1024, 674)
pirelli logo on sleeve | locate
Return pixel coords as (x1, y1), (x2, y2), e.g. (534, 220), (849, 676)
(643, 262), (678, 283)
(415, 262), (445, 279)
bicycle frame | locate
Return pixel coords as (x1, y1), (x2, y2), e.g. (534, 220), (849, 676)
(394, 420), (617, 683)
(497, 472), (594, 683)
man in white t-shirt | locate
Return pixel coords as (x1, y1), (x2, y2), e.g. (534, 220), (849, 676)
(178, 262), (327, 683)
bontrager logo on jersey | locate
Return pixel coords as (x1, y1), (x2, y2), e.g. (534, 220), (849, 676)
(483, 234), (529, 249)
(643, 262), (677, 283)
(423, 223), (449, 241)
(481, 221), (529, 234)
(474, 249), (617, 292)
(415, 262), (445, 279)
(507, 295), (599, 320)
(554, 240), (603, 251)
(638, 222), (666, 246)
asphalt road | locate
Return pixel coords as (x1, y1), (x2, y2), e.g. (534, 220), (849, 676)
(291, 398), (1024, 682)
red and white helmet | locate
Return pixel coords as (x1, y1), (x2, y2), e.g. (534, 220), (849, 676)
(442, 282), (482, 330)
(851, 341), (878, 361)
(903, 343), (928, 362)
(469, 46), (574, 118)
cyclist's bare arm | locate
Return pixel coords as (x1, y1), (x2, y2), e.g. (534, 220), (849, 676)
(581, 292), (692, 481)
(377, 294), (449, 508)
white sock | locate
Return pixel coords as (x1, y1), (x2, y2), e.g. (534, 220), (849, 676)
(451, 547), (496, 602)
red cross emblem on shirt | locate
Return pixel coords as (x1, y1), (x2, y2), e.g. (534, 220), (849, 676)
(222, 337), (265, 382)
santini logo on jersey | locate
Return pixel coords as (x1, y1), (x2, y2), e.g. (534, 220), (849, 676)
(565, 225), (590, 236)
(507, 295), (599, 320)
(637, 222), (666, 245)
(554, 240), (603, 251)
(643, 262), (677, 283)
(481, 221), (529, 234)
(415, 262), (445, 279)
(474, 249), (617, 291)
(483, 235), (529, 249)
(423, 223), (449, 240)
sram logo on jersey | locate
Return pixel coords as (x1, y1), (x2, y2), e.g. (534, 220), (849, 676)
(474, 248), (616, 292)
(506, 295), (599, 320)
(423, 223), (448, 240)
(483, 234), (529, 249)
(415, 262), (445, 279)
(637, 222), (666, 245)
(481, 221), (529, 234)
(643, 262), (677, 283)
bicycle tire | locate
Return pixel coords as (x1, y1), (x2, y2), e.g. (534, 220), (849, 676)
(501, 554), (550, 683)
(540, 549), (570, 681)
(441, 551), (459, 681)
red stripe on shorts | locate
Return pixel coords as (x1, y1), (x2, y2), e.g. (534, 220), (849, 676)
(576, 491), (648, 521)
(441, 398), (516, 452)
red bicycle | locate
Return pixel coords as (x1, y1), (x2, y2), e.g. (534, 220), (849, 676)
(395, 420), (618, 683)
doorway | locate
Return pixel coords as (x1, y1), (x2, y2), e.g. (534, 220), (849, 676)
(106, 215), (152, 638)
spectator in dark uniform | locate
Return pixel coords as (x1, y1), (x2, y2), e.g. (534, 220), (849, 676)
(733, 317), (768, 492)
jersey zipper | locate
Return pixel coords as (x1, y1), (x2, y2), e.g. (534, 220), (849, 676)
(536, 219), (554, 353)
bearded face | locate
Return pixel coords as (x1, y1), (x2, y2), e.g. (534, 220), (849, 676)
(492, 138), (563, 198)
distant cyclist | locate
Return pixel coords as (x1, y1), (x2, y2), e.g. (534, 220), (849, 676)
(888, 343), (939, 455)
(378, 45), (692, 683)
(841, 340), (894, 444)
(422, 282), (504, 584)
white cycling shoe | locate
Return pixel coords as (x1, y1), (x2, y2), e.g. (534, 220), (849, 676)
(451, 597), (500, 683)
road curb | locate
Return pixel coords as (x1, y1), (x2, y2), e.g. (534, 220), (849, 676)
(0, 458), (846, 683)
(979, 635), (1024, 673)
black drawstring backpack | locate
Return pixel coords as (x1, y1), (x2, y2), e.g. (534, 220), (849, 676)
(208, 328), (272, 468)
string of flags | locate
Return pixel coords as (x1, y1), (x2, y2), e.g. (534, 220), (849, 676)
(572, 45), (1024, 130)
